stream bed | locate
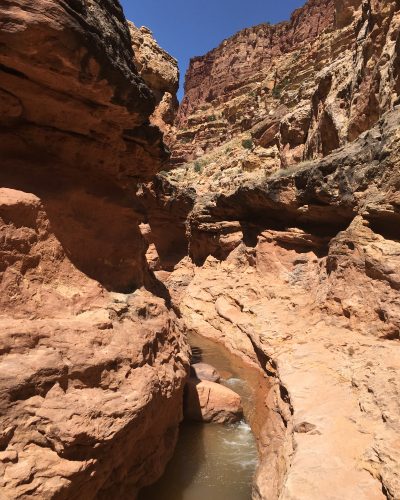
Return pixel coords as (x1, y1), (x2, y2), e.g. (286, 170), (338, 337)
(140, 332), (267, 500)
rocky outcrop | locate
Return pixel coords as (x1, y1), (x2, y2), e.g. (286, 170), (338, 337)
(158, 110), (400, 499)
(0, 0), (168, 183)
(129, 22), (179, 142)
(2, 0), (399, 498)
(148, 1), (400, 498)
(171, 0), (400, 171)
(186, 109), (400, 339)
(0, 1), (189, 498)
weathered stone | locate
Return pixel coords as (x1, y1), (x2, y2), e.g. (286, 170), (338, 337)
(0, 1), (190, 498)
(184, 378), (243, 424)
(129, 21), (179, 141)
(170, 0), (400, 179)
(0, 0), (168, 181)
(152, 8), (400, 494)
(190, 362), (221, 382)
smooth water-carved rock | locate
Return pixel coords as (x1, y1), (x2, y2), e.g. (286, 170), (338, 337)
(190, 362), (221, 382)
(158, 112), (400, 499)
(0, 187), (190, 498)
(184, 378), (243, 423)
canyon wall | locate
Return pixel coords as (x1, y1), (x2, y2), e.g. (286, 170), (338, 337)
(171, 0), (399, 167)
(129, 22), (179, 142)
(1, 0), (399, 498)
(0, 1), (189, 498)
(151, 0), (400, 498)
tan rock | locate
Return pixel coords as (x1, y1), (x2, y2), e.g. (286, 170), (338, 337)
(0, 187), (190, 498)
(155, 111), (400, 499)
(190, 362), (221, 382)
(184, 378), (243, 423)
(171, 0), (400, 181)
(129, 22), (179, 140)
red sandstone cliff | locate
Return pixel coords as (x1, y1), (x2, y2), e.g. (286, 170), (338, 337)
(172, 0), (399, 167)
(1, 0), (400, 499)
(147, 1), (400, 498)
(0, 1), (189, 498)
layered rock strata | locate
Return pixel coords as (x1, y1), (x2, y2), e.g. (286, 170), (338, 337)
(0, 1), (189, 498)
(158, 108), (400, 500)
(148, 1), (400, 498)
(129, 22), (179, 141)
(171, 0), (400, 171)
(2, 0), (400, 498)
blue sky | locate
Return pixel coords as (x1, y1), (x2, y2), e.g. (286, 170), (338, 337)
(120, 0), (306, 100)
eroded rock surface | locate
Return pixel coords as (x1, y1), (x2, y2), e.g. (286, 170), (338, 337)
(148, 1), (400, 498)
(170, 0), (400, 180)
(0, 1), (189, 498)
(129, 22), (179, 142)
(184, 378), (243, 424)
(2, 0), (400, 498)
(157, 110), (400, 500)
(0, 0), (168, 182)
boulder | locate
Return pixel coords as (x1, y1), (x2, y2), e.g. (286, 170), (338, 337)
(184, 378), (243, 423)
(190, 362), (221, 382)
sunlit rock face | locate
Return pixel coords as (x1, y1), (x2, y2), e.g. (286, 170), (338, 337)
(0, 1), (189, 498)
(171, 0), (400, 170)
(146, 1), (400, 498)
(1, 0), (400, 499)
(129, 21), (180, 144)
(158, 111), (400, 500)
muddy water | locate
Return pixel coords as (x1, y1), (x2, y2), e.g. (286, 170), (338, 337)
(140, 332), (268, 500)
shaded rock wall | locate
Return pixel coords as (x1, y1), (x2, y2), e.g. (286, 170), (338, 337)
(0, 0), (167, 181)
(0, 1), (189, 498)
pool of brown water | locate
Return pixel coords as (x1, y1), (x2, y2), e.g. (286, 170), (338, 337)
(139, 332), (267, 500)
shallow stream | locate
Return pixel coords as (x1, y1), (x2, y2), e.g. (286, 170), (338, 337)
(140, 332), (266, 500)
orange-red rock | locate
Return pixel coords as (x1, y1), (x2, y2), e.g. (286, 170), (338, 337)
(184, 378), (243, 423)
(2, 0), (400, 498)
(0, 1), (189, 498)
(150, 2), (400, 498)
(171, 0), (400, 171)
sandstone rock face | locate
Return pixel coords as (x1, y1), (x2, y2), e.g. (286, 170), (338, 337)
(171, 0), (400, 172)
(149, 2), (400, 497)
(184, 378), (243, 423)
(129, 22), (179, 101)
(0, 186), (190, 499)
(0, 0), (168, 181)
(2, 0), (400, 498)
(0, 1), (189, 498)
(158, 110), (400, 500)
(129, 22), (179, 141)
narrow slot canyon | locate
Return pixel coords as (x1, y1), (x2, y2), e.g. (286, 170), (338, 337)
(139, 331), (270, 500)
(0, 0), (400, 499)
